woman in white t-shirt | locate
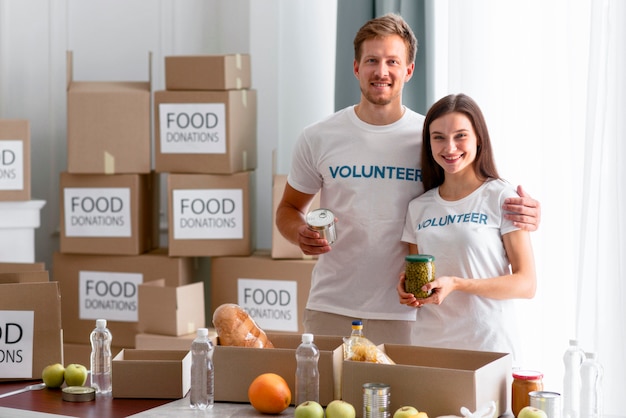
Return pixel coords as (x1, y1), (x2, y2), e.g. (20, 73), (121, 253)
(398, 94), (536, 362)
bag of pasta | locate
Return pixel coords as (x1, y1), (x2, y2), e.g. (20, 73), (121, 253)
(342, 321), (394, 364)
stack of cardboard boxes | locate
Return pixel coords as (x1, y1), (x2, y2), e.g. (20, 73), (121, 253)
(0, 120), (60, 382)
(156, 54), (257, 257)
(55, 51), (199, 366)
(0, 119), (46, 263)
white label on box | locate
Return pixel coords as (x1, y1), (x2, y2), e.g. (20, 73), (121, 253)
(0, 140), (24, 190)
(172, 189), (244, 239)
(0, 310), (34, 378)
(78, 271), (142, 322)
(159, 103), (227, 154)
(237, 278), (298, 332)
(64, 187), (132, 237)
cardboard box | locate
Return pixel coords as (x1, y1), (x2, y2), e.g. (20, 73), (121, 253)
(154, 89), (257, 174)
(0, 119), (30, 201)
(210, 251), (316, 334)
(53, 249), (195, 348)
(138, 280), (205, 336)
(62, 342), (123, 368)
(271, 174), (320, 259)
(341, 344), (513, 417)
(135, 330), (217, 351)
(0, 274), (63, 382)
(0, 200), (46, 263)
(66, 51), (152, 174)
(167, 172), (253, 257)
(59, 172), (159, 255)
(0, 262), (45, 273)
(112, 349), (191, 399)
(214, 333), (343, 405)
(165, 54), (251, 91)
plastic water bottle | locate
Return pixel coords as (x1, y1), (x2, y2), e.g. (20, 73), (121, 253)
(190, 328), (214, 409)
(562, 339), (585, 418)
(295, 333), (320, 405)
(580, 352), (603, 418)
(90, 318), (112, 394)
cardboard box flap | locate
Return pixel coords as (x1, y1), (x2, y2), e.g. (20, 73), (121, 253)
(0, 262), (45, 273)
(138, 280), (205, 336)
(0, 270), (49, 284)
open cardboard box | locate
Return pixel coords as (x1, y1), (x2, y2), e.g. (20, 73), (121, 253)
(213, 333), (344, 406)
(341, 344), (512, 418)
(112, 349), (191, 399)
(138, 279), (205, 336)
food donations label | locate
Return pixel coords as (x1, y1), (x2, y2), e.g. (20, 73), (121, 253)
(78, 271), (143, 322)
(0, 311), (34, 378)
(159, 103), (227, 154)
(237, 278), (298, 332)
(0, 140), (24, 191)
(63, 187), (132, 237)
(172, 189), (243, 240)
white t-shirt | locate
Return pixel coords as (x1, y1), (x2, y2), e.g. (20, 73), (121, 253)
(288, 105), (425, 320)
(401, 178), (521, 358)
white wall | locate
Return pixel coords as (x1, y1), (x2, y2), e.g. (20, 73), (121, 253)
(0, 0), (337, 270)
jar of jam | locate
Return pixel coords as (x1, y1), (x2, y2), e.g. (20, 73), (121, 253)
(512, 370), (544, 416)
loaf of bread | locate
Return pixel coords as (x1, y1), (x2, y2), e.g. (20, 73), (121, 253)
(212, 303), (274, 348)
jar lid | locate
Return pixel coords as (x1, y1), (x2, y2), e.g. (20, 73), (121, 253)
(512, 370), (543, 380)
(406, 254), (435, 262)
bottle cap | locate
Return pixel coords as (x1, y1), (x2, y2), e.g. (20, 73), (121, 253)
(96, 319), (107, 328)
(302, 333), (314, 343)
(352, 320), (363, 329)
(197, 328), (209, 337)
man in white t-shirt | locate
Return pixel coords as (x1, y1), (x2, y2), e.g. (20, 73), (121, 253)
(275, 13), (541, 344)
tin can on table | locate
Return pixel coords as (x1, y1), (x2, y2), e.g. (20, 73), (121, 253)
(404, 254), (435, 299)
(363, 383), (390, 418)
(529, 391), (561, 418)
(306, 208), (336, 244)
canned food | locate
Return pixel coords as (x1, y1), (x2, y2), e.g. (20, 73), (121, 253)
(363, 383), (390, 418)
(61, 386), (96, 402)
(404, 254), (435, 299)
(306, 208), (336, 244)
(529, 391), (561, 418)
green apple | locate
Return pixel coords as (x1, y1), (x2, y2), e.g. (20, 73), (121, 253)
(41, 363), (65, 388)
(295, 400), (325, 418)
(326, 400), (356, 418)
(64, 363), (88, 386)
(518, 406), (548, 418)
(393, 406), (419, 418)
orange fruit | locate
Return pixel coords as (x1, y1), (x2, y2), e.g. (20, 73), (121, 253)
(248, 372), (291, 414)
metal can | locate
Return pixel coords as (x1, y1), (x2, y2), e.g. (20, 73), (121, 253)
(306, 208), (336, 244)
(530, 391), (561, 418)
(363, 383), (390, 418)
(404, 254), (435, 299)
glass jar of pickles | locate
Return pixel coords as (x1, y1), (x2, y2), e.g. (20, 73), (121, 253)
(512, 370), (544, 416)
(404, 254), (435, 299)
